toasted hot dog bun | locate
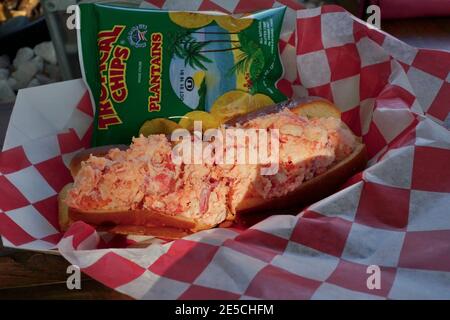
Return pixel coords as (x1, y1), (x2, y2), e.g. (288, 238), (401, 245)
(69, 145), (128, 177)
(58, 184), (196, 239)
(234, 142), (366, 226)
(290, 97), (341, 119)
(225, 96), (340, 127)
(58, 183), (73, 232)
(60, 98), (367, 238)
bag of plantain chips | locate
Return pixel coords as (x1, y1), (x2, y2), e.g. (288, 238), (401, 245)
(77, 3), (286, 146)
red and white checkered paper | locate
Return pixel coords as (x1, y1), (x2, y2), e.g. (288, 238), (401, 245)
(1, 2), (450, 299)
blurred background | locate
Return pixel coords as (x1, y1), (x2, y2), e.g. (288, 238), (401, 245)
(0, 0), (449, 104)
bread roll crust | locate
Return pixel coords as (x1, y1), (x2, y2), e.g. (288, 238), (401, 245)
(69, 144), (128, 177)
(234, 142), (367, 227)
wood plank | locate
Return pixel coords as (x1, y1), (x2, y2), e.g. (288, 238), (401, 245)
(0, 280), (132, 300)
(0, 240), (130, 299)
(0, 250), (81, 289)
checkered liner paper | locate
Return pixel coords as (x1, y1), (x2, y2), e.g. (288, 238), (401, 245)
(1, 1), (450, 299)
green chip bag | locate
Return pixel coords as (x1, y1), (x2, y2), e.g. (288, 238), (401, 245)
(78, 3), (286, 146)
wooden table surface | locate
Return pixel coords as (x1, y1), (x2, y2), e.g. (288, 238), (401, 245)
(0, 17), (449, 300)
